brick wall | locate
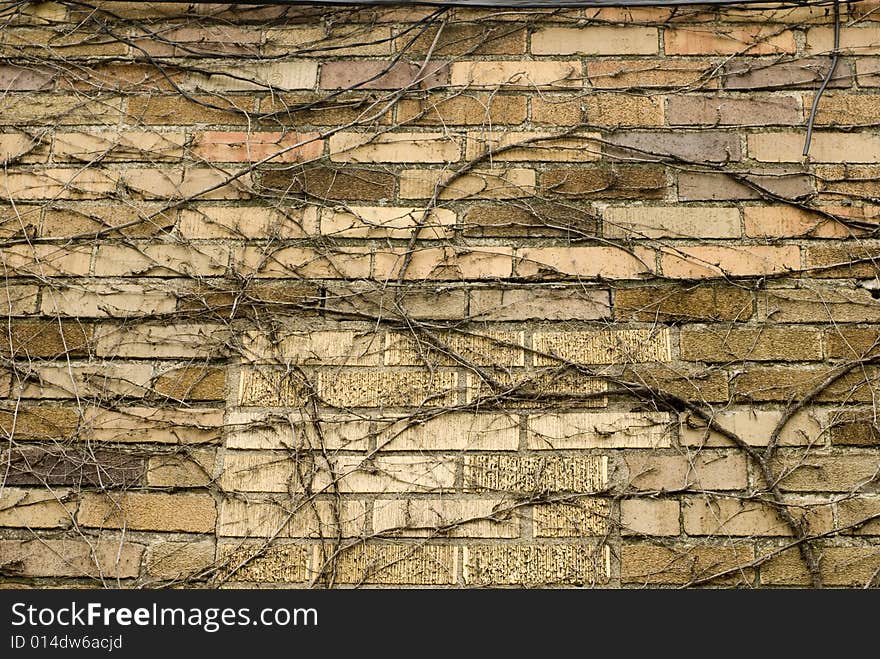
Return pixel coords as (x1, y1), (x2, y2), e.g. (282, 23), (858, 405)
(1, 1), (879, 588)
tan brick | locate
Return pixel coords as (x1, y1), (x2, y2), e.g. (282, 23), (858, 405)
(13, 363), (153, 399)
(449, 61), (581, 88)
(625, 451), (747, 491)
(660, 245), (801, 278)
(615, 285), (754, 322)
(154, 366), (226, 402)
(827, 409), (880, 447)
(320, 60), (447, 90)
(622, 499), (681, 536)
(400, 22), (526, 56)
(470, 287), (611, 321)
(319, 370), (459, 408)
(750, 132), (880, 163)
(94, 323), (228, 359)
(385, 330), (523, 367)
(838, 497), (880, 535)
(587, 59), (714, 89)
(0, 169), (117, 200)
(146, 540), (215, 580)
(0, 64), (53, 91)
(0, 488), (76, 528)
(1, 243), (92, 276)
(805, 242), (880, 278)
(399, 167), (535, 200)
(53, 131), (185, 161)
(235, 245), (372, 279)
(621, 543), (754, 585)
(684, 495), (833, 536)
(86, 407), (223, 445)
(397, 93), (527, 126)
(185, 61), (318, 92)
(532, 26), (658, 55)
(530, 96), (583, 125)
(40, 203), (177, 238)
(218, 543), (310, 583)
(329, 131), (459, 163)
(527, 411), (673, 449)
(238, 369), (308, 407)
(40, 284), (177, 318)
(136, 25), (262, 57)
(320, 206), (455, 239)
(463, 131), (601, 162)
(666, 26), (797, 55)
(77, 492), (216, 533)
(807, 25), (880, 54)
(0, 95), (123, 126)
(774, 451), (880, 492)
(265, 25), (391, 56)
(117, 168), (251, 201)
(193, 131), (322, 163)
(515, 246), (655, 279)
(533, 499), (610, 537)
(534, 328), (672, 365)
(1, 285), (39, 316)
(584, 95), (664, 127)
(218, 499), (368, 538)
(242, 329), (383, 366)
(0, 538), (143, 579)
(147, 449), (216, 487)
(681, 327), (822, 362)
(667, 96), (801, 126)
(0, 406), (79, 440)
(857, 57), (880, 87)
(464, 455), (607, 493)
(808, 93), (880, 125)
(5, 26), (127, 56)
(0, 133), (42, 164)
(373, 498), (519, 538)
(744, 205), (858, 238)
(376, 413), (519, 451)
(465, 370), (609, 408)
(678, 171), (814, 201)
(761, 546), (880, 586)
(328, 544), (455, 585)
(761, 286), (880, 323)
(827, 327), (880, 358)
(179, 206), (315, 239)
(540, 165), (667, 200)
(268, 166), (397, 199)
(681, 408), (823, 447)
(463, 545), (610, 586)
(225, 411), (369, 451)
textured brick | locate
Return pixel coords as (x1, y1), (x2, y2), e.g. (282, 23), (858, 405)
(540, 165), (666, 200)
(587, 95), (665, 126)
(527, 411), (673, 449)
(0, 95), (123, 126)
(0, 488), (76, 528)
(126, 95), (255, 125)
(622, 499), (681, 536)
(397, 93), (527, 126)
(0, 406), (79, 440)
(604, 206), (740, 239)
(218, 499), (368, 538)
(462, 201), (598, 238)
(667, 96), (801, 126)
(449, 61), (581, 88)
(40, 203), (177, 238)
(470, 287), (610, 321)
(750, 132), (880, 163)
(402, 22), (526, 56)
(329, 132), (460, 163)
(262, 166), (396, 201)
(808, 94), (880, 125)
(838, 498), (880, 535)
(805, 243), (880, 278)
(154, 366), (226, 401)
(534, 329), (671, 365)
(828, 410), (880, 447)
(320, 61), (446, 90)
(681, 408), (822, 447)
(665, 26), (796, 55)
(319, 370), (459, 408)
(399, 167), (535, 200)
(464, 455), (607, 493)
(761, 546), (880, 586)
(660, 245), (801, 279)
(621, 543), (754, 585)
(681, 327), (822, 362)
(1, 321), (93, 358)
(373, 498), (519, 538)
(147, 448), (216, 487)
(385, 330), (523, 367)
(238, 369), (308, 407)
(774, 452), (880, 492)
(3, 446), (144, 487)
(826, 327), (880, 359)
(734, 366), (880, 403)
(463, 545), (610, 586)
(532, 26), (658, 55)
(329, 544), (455, 585)
(218, 544), (310, 583)
(625, 451), (747, 491)
(623, 364), (730, 402)
(265, 26), (391, 56)
(0, 539), (143, 579)
(532, 499), (610, 537)
(760, 286), (880, 323)
(77, 492), (217, 533)
(615, 285), (754, 322)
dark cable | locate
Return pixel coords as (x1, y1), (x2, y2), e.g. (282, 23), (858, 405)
(803, 0), (840, 157)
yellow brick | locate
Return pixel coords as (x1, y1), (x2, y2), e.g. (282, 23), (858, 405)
(319, 206), (455, 239)
(384, 330), (524, 366)
(621, 499), (681, 536)
(0, 487), (76, 528)
(93, 244), (229, 277)
(450, 61), (582, 87)
(463, 131), (601, 162)
(146, 540), (215, 579)
(264, 26), (392, 56)
(318, 370), (459, 408)
(77, 492), (217, 533)
(463, 545), (611, 585)
(178, 206), (316, 239)
(218, 543), (310, 583)
(465, 455), (607, 492)
(749, 132), (880, 163)
(625, 451), (747, 491)
(604, 206), (741, 239)
(376, 413), (519, 451)
(528, 411), (674, 449)
(147, 449), (216, 487)
(533, 499), (610, 537)
(239, 369), (309, 406)
(242, 329), (383, 366)
(94, 323), (228, 358)
(225, 411), (370, 450)
(465, 371), (608, 408)
(1, 244), (92, 276)
(684, 496), (833, 536)
(40, 284), (177, 317)
(532, 26), (658, 55)
(0, 538), (143, 579)
(373, 498), (519, 537)
(326, 544), (455, 585)
(533, 329), (672, 366)
(399, 167), (536, 200)
(218, 499), (368, 537)
(329, 132), (460, 163)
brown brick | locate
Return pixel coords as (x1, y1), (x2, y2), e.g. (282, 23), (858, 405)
(622, 499), (681, 536)
(761, 546), (880, 586)
(261, 166), (396, 201)
(621, 543), (754, 585)
(828, 409), (880, 447)
(622, 364), (730, 402)
(465, 370), (608, 409)
(734, 366), (880, 403)
(41, 203), (177, 238)
(0, 488), (76, 528)
(0, 538), (143, 578)
(805, 243), (880, 278)
(126, 95), (255, 126)
(625, 451), (747, 491)
(723, 57), (852, 89)
(530, 96), (584, 126)
(153, 366), (226, 401)
(78, 492), (216, 533)
(677, 171), (814, 201)
(470, 287), (611, 321)
(3, 447), (144, 487)
(463, 545), (610, 586)
(838, 498), (880, 535)
(809, 93), (880, 125)
(0, 95), (123, 126)
(615, 285), (754, 323)
(463, 201), (597, 238)
(660, 245), (801, 279)
(587, 59), (715, 89)
(683, 496), (833, 536)
(0, 406), (78, 440)
(402, 22), (526, 56)
(826, 328), (880, 359)
(667, 96), (801, 126)
(607, 131), (740, 163)
(400, 167), (535, 200)
(584, 95), (664, 127)
(540, 165), (666, 200)
(320, 60), (447, 90)
(532, 26), (658, 55)
(681, 327), (822, 362)
(397, 93), (526, 126)
(5, 27), (127, 56)
(665, 26), (797, 56)
(1, 321), (94, 358)
(774, 451), (880, 492)
(0, 64), (54, 91)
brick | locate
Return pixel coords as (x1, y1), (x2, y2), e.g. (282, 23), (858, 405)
(258, 91), (393, 126)
(5, 27), (127, 56)
(153, 366), (226, 401)
(329, 544), (455, 585)
(53, 131), (186, 161)
(329, 131), (459, 163)
(465, 370), (609, 408)
(179, 206), (315, 239)
(449, 61), (581, 88)
(533, 499), (610, 537)
(463, 201), (597, 238)
(193, 131), (323, 163)
(464, 131), (601, 162)
(805, 243), (880, 278)
(587, 59), (714, 89)
(238, 369), (308, 407)
(1, 243), (92, 276)
(527, 411), (674, 449)
(625, 451), (747, 491)
(515, 246), (655, 279)
(660, 245), (801, 279)
(667, 96), (801, 126)
(3, 446), (144, 487)
(261, 166), (396, 201)
(684, 495), (833, 536)
(607, 131), (741, 163)
(621, 543), (754, 585)
(583, 95), (664, 127)
(761, 286), (880, 323)
(838, 498), (880, 535)
(85, 407), (223, 445)
(681, 327), (822, 362)
(665, 26), (796, 56)
(530, 96), (583, 125)
(13, 362), (154, 400)
(40, 203), (177, 238)
(146, 541), (215, 580)
(0, 406), (79, 440)
(621, 499), (681, 536)
(397, 93), (527, 126)
(136, 25), (262, 57)
(540, 165), (666, 200)
(385, 330), (523, 367)
(1, 134), (41, 164)
(373, 498), (519, 538)
(856, 58), (880, 86)
(681, 408), (822, 447)
(126, 95), (255, 126)
(1, 321), (93, 358)
(320, 61), (447, 90)
(218, 543), (310, 583)
(751, 132), (880, 163)
(615, 285), (754, 323)
(463, 545), (610, 586)
(464, 455), (607, 493)
(743, 205), (857, 238)
(40, 284), (177, 318)
(532, 26), (658, 55)
(265, 26), (391, 57)
(761, 546), (880, 586)
(319, 370), (459, 408)
(827, 327), (880, 358)
(219, 450), (310, 493)
(604, 206), (740, 239)
(809, 94), (880, 125)
(774, 451), (880, 492)
(320, 205), (452, 240)
(734, 366), (880, 403)
(236, 245), (373, 279)
(77, 492), (216, 533)
(534, 328), (672, 365)
(95, 323), (229, 359)
(218, 499), (368, 538)
(376, 413), (519, 451)
(323, 282), (467, 321)
(0, 169), (117, 200)
(401, 22), (527, 56)
(470, 287), (611, 321)
(0, 95), (123, 126)
(147, 448), (216, 487)
(828, 409), (880, 447)
(807, 25), (880, 54)
(723, 57), (852, 89)
(243, 329), (382, 366)
(186, 61), (318, 92)
(0, 64), (53, 91)
(0, 538), (143, 579)
(117, 168), (251, 201)
(0, 488), (76, 528)
(226, 411), (369, 451)
(1, 285), (39, 316)
(399, 167), (535, 200)
(678, 171), (814, 201)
